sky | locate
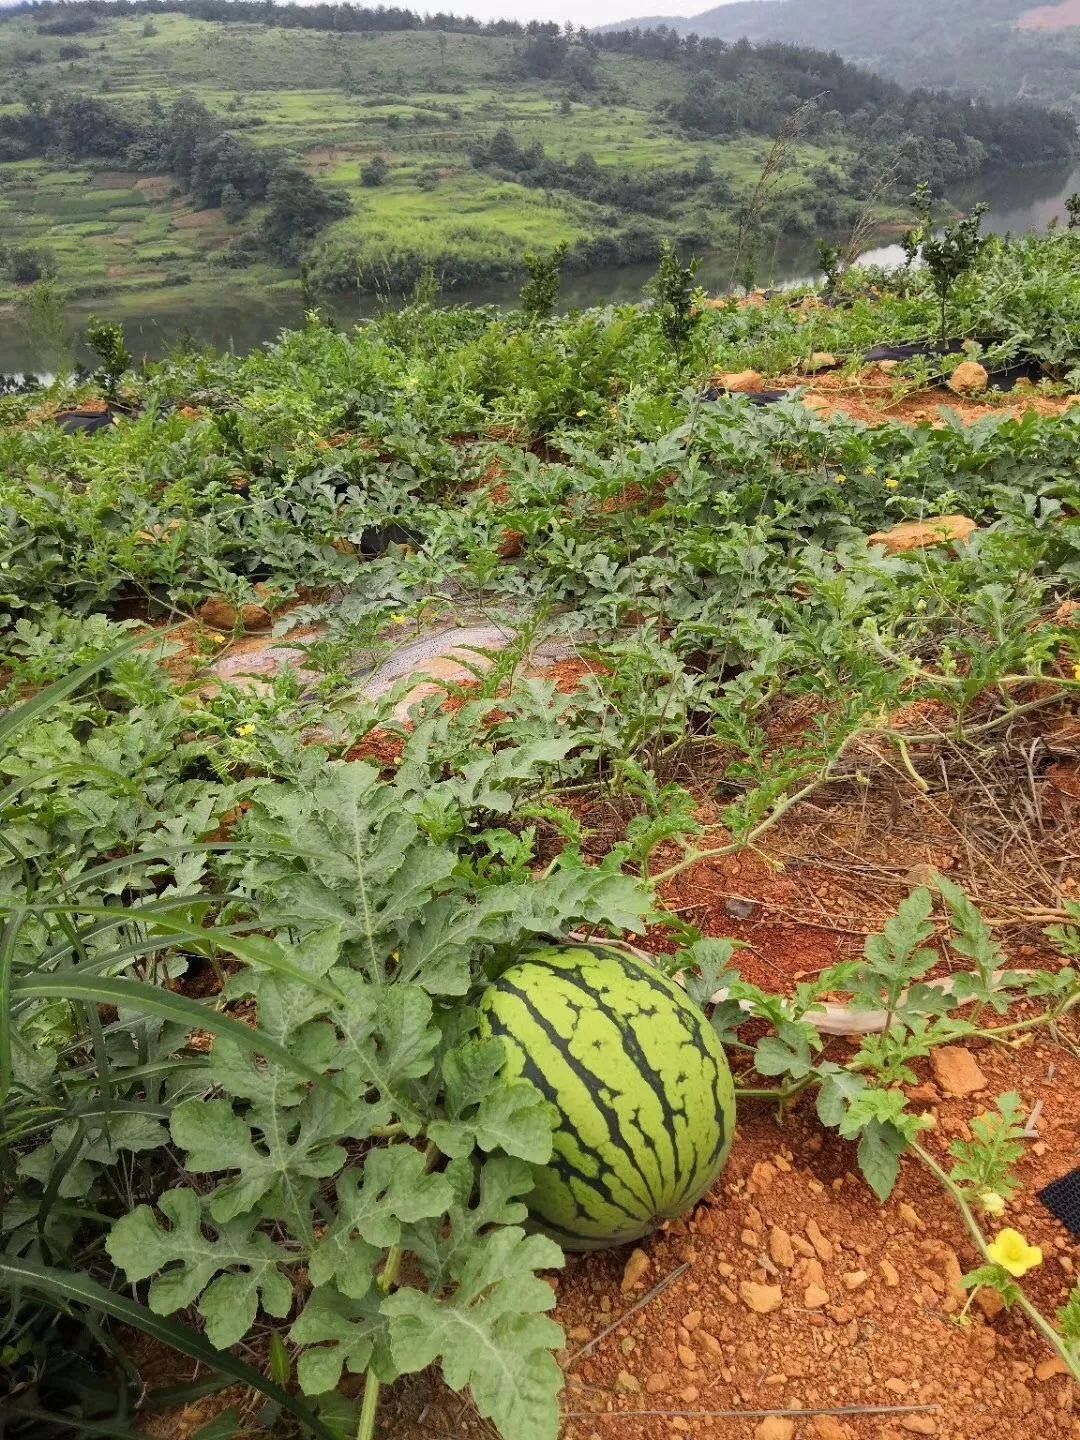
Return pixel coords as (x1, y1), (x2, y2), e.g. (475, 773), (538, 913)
(0, 0), (743, 29)
(441, 0), (705, 22)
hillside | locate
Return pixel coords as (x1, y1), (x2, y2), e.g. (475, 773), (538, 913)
(601, 0), (1080, 112)
(0, 1), (1074, 311)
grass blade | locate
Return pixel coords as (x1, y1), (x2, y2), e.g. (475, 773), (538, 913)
(12, 975), (328, 1088)
(0, 1257), (336, 1440)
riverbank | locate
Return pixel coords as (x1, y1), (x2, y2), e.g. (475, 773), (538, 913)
(3, 159), (1078, 375)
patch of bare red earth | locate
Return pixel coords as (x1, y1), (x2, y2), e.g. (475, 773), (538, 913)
(1017, 0), (1080, 30)
(781, 370), (1079, 427)
(379, 1033), (1080, 1440)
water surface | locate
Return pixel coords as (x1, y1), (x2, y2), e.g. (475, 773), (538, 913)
(2, 161), (1077, 375)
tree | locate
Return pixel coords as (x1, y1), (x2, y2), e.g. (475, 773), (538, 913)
(220, 182), (245, 222)
(519, 242), (568, 320)
(1, 244), (54, 285)
(361, 155), (390, 187)
(259, 165), (351, 261)
(648, 240), (700, 367)
(85, 315), (132, 399)
(902, 182), (988, 347)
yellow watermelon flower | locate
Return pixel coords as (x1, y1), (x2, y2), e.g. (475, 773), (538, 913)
(987, 1228), (1042, 1278)
(834, 473), (847, 486)
(235, 723), (256, 738)
(885, 477), (901, 491)
(1073, 663), (1080, 682)
(977, 1190), (1006, 1218)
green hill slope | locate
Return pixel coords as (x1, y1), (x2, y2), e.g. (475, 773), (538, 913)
(0, 1), (1074, 309)
(601, 0), (1080, 112)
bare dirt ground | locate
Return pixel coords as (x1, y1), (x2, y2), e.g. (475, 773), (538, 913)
(1017, 0), (1080, 30)
(778, 371), (1078, 428)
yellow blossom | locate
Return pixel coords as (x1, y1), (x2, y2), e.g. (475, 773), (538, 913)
(1073, 662), (1080, 682)
(576, 409), (588, 418)
(977, 1190), (1006, 1218)
(392, 615), (410, 626)
(987, 1228), (1042, 1278)
(885, 477), (901, 491)
(834, 473), (847, 486)
(236, 723), (256, 738)
(209, 633), (227, 646)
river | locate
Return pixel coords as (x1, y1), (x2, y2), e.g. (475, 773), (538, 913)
(2, 160), (1077, 376)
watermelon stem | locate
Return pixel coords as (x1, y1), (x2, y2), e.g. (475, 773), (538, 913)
(356, 1243), (404, 1440)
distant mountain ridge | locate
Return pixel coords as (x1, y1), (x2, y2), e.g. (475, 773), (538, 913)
(599, 0), (1080, 112)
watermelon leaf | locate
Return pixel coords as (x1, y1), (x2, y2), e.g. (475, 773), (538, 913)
(383, 1226), (565, 1440)
(308, 1148), (454, 1299)
(106, 1189), (292, 1349)
(428, 1037), (554, 1162)
(291, 1286), (396, 1395)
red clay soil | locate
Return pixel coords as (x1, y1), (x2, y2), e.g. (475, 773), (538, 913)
(376, 1029), (1080, 1440)
(1017, 0), (1080, 29)
(776, 370), (1080, 428)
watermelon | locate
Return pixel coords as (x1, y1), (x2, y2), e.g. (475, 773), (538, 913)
(481, 943), (735, 1250)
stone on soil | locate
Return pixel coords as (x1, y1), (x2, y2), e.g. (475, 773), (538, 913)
(621, 1247), (651, 1293)
(769, 1226), (795, 1268)
(720, 369), (764, 393)
(931, 1045), (988, 1097)
(948, 360), (989, 395)
(804, 1283), (830, 1308)
(811, 1420), (851, 1440)
(868, 516), (977, 555)
(754, 1420), (796, 1440)
(740, 1281), (783, 1314)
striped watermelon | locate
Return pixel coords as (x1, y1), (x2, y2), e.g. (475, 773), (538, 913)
(481, 943), (735, 1250)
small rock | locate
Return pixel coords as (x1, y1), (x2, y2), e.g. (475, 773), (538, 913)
(621, 1248), (651, 1293)
(644, 1372), (670, 1394)
(827, 1304), (856, 1325)
(804, 1284), (831, 1309)
(868, 516), (978, 556)
(615, 1370), (640, 1394)
(899, 1202), (925, 1232)
(1036, 1358), (1068, 1382)
(677, 1344), (698, 1371)
(239, 603), (272, 633)
(812, 1420), (850, 1440)
(739, 1281), (783, 1314)
(682, 1309), (702, 1331)
(679, 1385), (699, 1403)
(726, 896), (756, 919)
(806, 351), (838, 372)
(948, 360), (989, 395)
(931, 1045), (988, 1098)
(880, 1258), (900, 1287)
(754, 1420), (796, 1440)
(975, 1286), (1005, 1320)
(901, 1417), (938, 1435)
(769, 1226), (796, 1269)
(719, 369), (765, 394)
(568, 1325), (590, 1342)
(198, 596), (240, 631)
(806, 1219), (834, 1262)
(842, 1270), (869, 1291)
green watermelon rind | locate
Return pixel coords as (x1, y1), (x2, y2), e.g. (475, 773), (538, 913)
(480, 943), (735, 1252)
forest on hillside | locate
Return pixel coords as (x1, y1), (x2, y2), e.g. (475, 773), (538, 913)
(603, 0), (1080, 112)
(0, 1), (1076, 303)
